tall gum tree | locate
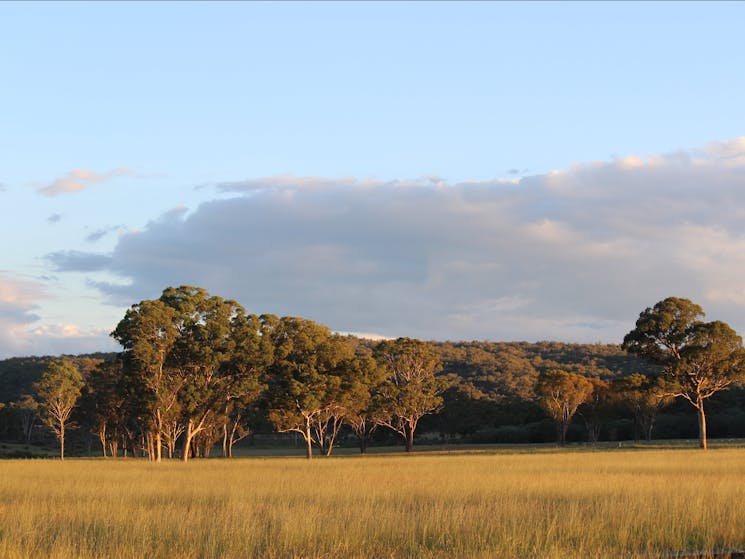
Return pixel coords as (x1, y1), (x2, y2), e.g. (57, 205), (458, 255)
(266, 317), (354, 459)
(342, 354), (386, 454)
(623, 297), (745, 449)
(36, 359), (84, 460)
(159, 286), (258, 462)
(111, 286), (272, 462)
(374, 337), (447, 452)
(612, 373), (673, 441)
(111, 299), (179, 462)
(218, 312), (272, 457)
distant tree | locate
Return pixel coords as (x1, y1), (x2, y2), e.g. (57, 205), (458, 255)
(535, 370), (594, 445)
(36, 359), (84, 460)
(374, 338), (447, 452)
(578, 377), (614, 443)
(79, 358), (128, 458)
(623, 297), (745, 449)
(9, 394), (38, 444)
(612, 373), (673, 441)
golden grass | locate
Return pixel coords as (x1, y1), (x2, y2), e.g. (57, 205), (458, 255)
(1, 448), (745, 558)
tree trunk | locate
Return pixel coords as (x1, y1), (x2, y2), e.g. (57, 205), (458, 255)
(304, 419), (313, 460)
(99, 425), (107, 458)
(697, 398), (708, 450)
(644, 415), (655, 442)
(222, 419), (228, 458)
(59, 421), (65, 460)
(405, 424), (414, 452)
(146, 432), (154, 461)
(586, 421), (600, 444)
(182, 420), (194, 463)
(559, 421), (568, 446)
(155, 431), (162, 462)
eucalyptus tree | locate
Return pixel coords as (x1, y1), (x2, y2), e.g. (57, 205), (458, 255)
(578, 377), (614, 444)
(342, 354), (387, 453)
(36, 359), (84, 460)
(9, 394), (38, 445)
(217, 312), (273, 457)
(79, 357), (128, 457)
(159, 286), (268, 462)
(112, 286), (272, 461)
(612, 373), (673, 441)
(623, 297), (745, 449)
(535, 369), (594, 445)
(374, 337), (447, 452)
(111, 298), (179, 462)
(312, 350), (382, 456)
(265, 316), (354, 459)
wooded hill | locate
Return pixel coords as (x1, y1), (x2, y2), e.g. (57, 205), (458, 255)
(4, 288), (745, 459)
(0, 341), (648, 407)
(6, 338), (737, 453)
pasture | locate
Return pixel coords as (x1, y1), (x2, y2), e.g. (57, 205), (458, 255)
(1, 447), (745, 558)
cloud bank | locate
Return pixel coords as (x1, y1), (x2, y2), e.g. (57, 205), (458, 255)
(0, 273), (112, 357)
(38, 168), (134, 197)
(46, 138), (745, 343)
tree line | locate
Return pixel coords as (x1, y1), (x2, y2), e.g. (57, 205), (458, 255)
(25, 286), (447, 461)
(2, 289), (744, 459)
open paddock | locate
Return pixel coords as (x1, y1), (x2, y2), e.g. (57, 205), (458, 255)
(1, 447), (744, 558)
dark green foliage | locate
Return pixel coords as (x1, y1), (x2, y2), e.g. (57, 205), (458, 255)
(0, 354), (114, 404)
(623, 297), (745, 449)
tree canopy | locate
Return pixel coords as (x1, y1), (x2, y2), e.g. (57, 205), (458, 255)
(623, 297), (745, 449)
(36, 359), (84, 460)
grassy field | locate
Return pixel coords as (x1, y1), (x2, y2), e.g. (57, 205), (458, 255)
(1, 447), (745, 558)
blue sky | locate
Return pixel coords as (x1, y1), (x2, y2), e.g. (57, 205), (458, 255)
(2, 2), (745, 356)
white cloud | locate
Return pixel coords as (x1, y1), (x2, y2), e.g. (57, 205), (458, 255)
(45, 137), (745, 343)
(38, 168), (134, 197)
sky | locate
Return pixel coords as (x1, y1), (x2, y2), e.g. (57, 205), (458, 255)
(2, 1), (745, 357)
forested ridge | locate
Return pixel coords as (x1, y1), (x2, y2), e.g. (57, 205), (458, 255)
(2, 289), (744, 458)
(0, 342), (647, 408)
(0, 342), (650, 409)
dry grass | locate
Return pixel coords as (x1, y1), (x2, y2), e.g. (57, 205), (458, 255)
(1, 448), (744, 558)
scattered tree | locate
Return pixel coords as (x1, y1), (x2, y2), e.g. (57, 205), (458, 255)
(36, 359), (84, 460)
(535, 369), (594, 445)
(9, 394), (38, 444)
(578, 377), (614, 443)
(623, 297), (745, 449)
(374, 338), (447, 452)
(613, 373), (673, 441)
